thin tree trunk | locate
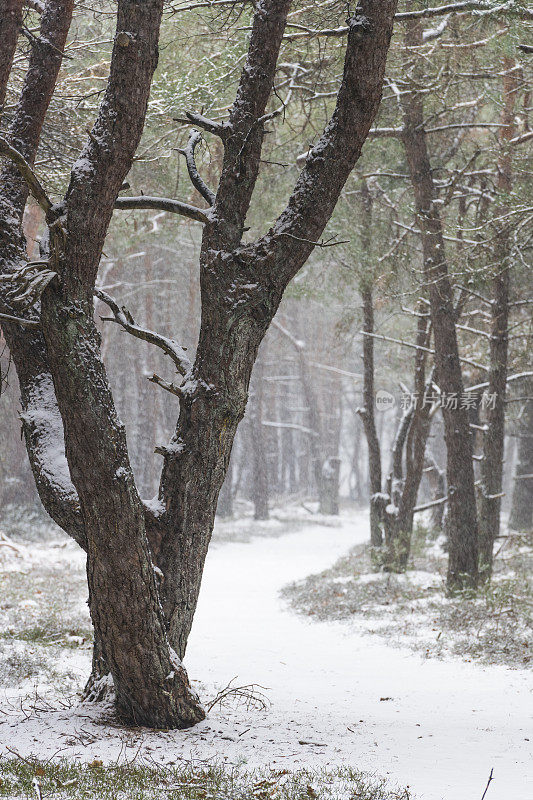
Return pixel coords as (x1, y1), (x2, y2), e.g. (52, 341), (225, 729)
(393, 311), (433, 568)
(478, 57), (517, 578)
(250, 354), (269, 520)
(425, 452), (446, 530)
(400, 14), (479, 591)
(509, 393), (533, 531)
(359, 286), (383, 548)
(0, 0), (23, 111)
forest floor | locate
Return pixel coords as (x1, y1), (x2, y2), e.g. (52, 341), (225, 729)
(0, 505), (531, 800)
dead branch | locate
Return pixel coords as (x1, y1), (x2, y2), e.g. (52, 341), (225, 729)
(95, 289), (192, 376)
(176, 129), (216, 206)
(206, 677), (270, 713)
(147, 373), (183, 398)
(175, 111), (228, 140)
(114, 195), (210, 223)
(413, 495), (448, 513)
(480, 768), (494, 800)
(360, 330), (488, 372)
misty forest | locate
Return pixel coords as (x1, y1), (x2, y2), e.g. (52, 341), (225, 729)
(0, 0), (531, 799)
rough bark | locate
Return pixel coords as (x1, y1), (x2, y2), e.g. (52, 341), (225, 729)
(478, 58), (517, 578)
(0, 0), (23, 112)
(216, 456), (234, 518)
(400, 13), (479, 591)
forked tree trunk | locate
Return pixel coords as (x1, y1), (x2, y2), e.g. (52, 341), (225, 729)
(1, 0), (398, 726)
(384, 311), (433, 570)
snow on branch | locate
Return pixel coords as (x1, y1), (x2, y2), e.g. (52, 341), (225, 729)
(114, 195), (210, 223)
(176, 129), (216, 206)
(283, 1), (532, 39)
(262, 420), (318, 437)
(360, 330), (489, 372)
(95, 289), (192, 376)
(466, 371), (533, 393)
(272, 318), (304, 350)
(174, 111), (228, 140)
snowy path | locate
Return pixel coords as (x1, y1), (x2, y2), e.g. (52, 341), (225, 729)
(186, 513), (532, 800)
(1, 513), (531, 800)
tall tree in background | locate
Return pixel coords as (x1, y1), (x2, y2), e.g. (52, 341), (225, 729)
(400, 11), (479, 591)
(0, 0), (398, 728)
(478, 57), (518, 578)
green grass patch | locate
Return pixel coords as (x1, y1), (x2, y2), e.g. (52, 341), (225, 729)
(0, 759), (411, 800)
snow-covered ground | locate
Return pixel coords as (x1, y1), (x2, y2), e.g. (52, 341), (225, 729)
(0, 512), (531, 800)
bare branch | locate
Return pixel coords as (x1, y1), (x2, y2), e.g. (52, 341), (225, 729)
(466, 371), (533, 393)
(360, 330), (488, 372)
(414, 495), (448, 513)
(0, 137), (52, 214)
(176, 129), (216, 206)
(95, 288), (192, 376)
(510, 130), (533, 146)
(0, 310), (40, 329)
(283, 1), (533, 39)
(114, 195), (210, 223)
(147, 373), (183, 397)
(175, 111), (228, 139)
(272, 317), (304, 350)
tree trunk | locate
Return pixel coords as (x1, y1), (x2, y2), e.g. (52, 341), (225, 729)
(0, 0), (23, 111)
(400, 15), (479, 591)
(250, 354), (269, 520)
(320, 456), (341, 515)
(216, 456), (234, 518)
(425, 452), (446, 530)
(478, 57), (517, 578)
(392, 311), (433, 568)
(359, 286), (383, 548)
(509, 394), (533, 531)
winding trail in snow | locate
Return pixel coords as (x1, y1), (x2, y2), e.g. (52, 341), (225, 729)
(0, 511), (531, 800)
(187, 511), (532, 800)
